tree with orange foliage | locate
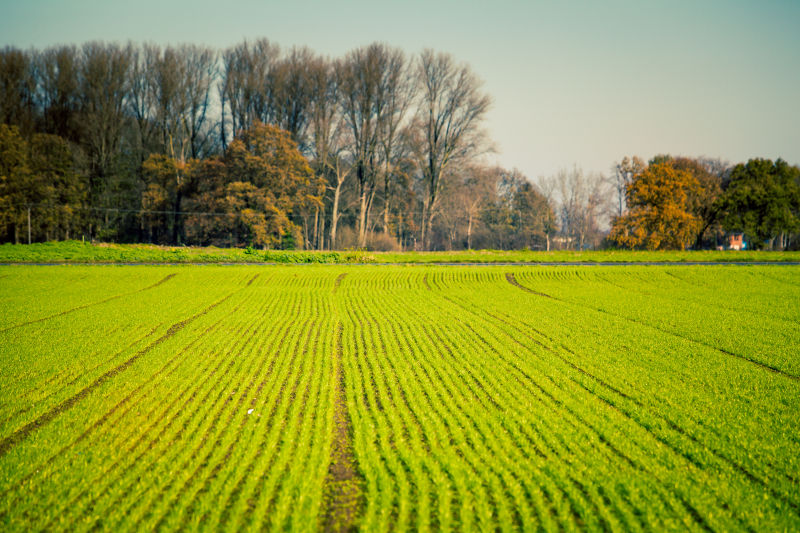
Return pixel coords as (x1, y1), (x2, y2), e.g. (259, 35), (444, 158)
(609, 162), (701, 250)
(141, 154), (194, 244)
(184, 122), (324, 248)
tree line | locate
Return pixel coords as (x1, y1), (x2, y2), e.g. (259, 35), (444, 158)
(607, 155), (800, 250)
(1, 40), (798, 251)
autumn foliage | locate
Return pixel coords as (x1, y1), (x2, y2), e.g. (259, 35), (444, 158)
(610, 163), (701, 250)
(0, 124), (87, 243)
(176, 122), (323, 248)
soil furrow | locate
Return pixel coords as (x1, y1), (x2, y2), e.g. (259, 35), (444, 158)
(333, 272), (347, 294)
(321, 321), (363, 533)
(0, 273), (178, 333)
(509, 272), (800, 381)
(0, 291), (232, 458)
(505, 272), (552, 298)
(0, 303), (243, 515)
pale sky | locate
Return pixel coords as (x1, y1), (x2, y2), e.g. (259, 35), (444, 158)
(2, 0), (799, 179)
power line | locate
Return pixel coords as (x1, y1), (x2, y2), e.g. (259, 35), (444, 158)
(13, 202), (512, 220)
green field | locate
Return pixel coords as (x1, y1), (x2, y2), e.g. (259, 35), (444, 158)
(0, 265), (798, 532)
(3, 240), (800, 264)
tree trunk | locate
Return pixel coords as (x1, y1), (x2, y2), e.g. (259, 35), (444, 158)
(467, 213), (473, 250)
(172, 190), (182, 245)
(420, 200), (429, 251)
(313, 207), (319, 250)
(357, 189), (367, 247)
(361, 186), (377, 248)
(330, 181), (342, 249)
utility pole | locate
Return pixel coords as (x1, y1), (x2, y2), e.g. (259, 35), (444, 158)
(27, 206), (31, 245)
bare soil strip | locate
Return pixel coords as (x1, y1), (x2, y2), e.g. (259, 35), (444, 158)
(333, 273), (347, 294)
(321, 322), (363, 532)
(143, 273), (178, 290)
(507, 272), (800, 381)
(505, 272), (552, 298)
(0, 273), (178, 333)
(0, 291), (231, 458)
(425, 286), (762, 526)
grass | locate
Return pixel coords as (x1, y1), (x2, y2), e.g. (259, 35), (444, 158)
(0, 265), (798, 531)
(2, 239), (800, 264)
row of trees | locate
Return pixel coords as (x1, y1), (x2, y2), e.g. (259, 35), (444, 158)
(3, 40), (518, 250)
(2, 40), (797, 251)
(608, 155), (800, 250)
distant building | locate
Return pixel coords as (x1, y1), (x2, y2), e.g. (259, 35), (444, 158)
(727, 233), (746, 251)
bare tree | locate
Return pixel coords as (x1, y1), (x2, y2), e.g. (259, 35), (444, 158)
(376, 54), (416, 241)
(153, 45), (186, 155)
(77, 42), (132, 221)
(554, 165), (608, 250)
(0, 47), (38, 137)
(219, 39), (280, 149)
(308, 56), (351, 249)
(607, 156), (645, 217)
(128, 43), (159, 162)
(271, 46), (315, 152)
(181, 44), (217, 159)
(460, 164), (494, 250)
(337, 43), (406, 248)
(37, 45), (80, 141)
(416, 49), (492, 250)
(536, 174), (558, 251)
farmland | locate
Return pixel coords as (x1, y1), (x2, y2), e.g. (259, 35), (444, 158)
(3, 240), (800, 265)
(0, 265), (798, 532)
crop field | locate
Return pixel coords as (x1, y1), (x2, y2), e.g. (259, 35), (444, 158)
(0, 265), (798, 532)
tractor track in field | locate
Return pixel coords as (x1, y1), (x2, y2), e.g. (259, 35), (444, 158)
(60, 301), (263, 531)
(0, 300), (246, 521)
(505, 272), (800, 382)
(494, 279), (800, 516)
(505, 273), (552, 298)
(424, 283), (756, 531)
(333, 272), (347, 294)
(321, 319), (363, 533)
(490, 305), (798, 523)
(0, 289), (231, 459)
(0, 273), (178, 333)
(0, 323), (163, 432)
